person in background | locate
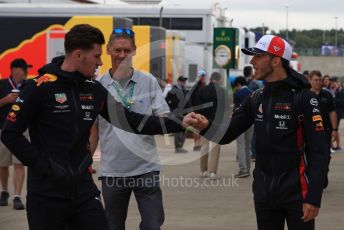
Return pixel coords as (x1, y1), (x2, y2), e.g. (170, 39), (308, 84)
(244, 65), (260, 92)
(190, 70), (207, 151)
(302, 70), (310, 81)
(161, 79), (172, 98)
(166, 76), (191, 153)
(243, 65), (260, 161)
(322, 75), (331, 91)
(198, 72), (228, 179)
(0, 58), (30, 210)
(330, 76), (344, 151)
(233, 76), (252, 178)
(309, 70), (337, 188)
(90, 27), (170, 230)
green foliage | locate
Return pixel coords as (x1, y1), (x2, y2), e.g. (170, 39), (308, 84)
(249, 27), (344, 49)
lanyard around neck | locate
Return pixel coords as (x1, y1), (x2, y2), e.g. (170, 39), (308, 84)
(112, 80), (135, 110)
(8, 77), (17, 89)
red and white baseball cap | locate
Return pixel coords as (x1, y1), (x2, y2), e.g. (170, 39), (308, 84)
(241, 35), (292, 61)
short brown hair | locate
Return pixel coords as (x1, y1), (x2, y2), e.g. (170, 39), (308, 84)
(108, 33), (136, 48)
(64, 24), (105, 54)
(309, 70), (322, 79)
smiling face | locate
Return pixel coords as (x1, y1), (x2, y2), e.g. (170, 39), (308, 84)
(249, 53), (274, 81)
(77, 43), (103, 78)
(107, 37), (136, 71)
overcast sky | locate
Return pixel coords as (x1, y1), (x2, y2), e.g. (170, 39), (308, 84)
(64, 0), (343, 31)
(163, 0), (343, 31)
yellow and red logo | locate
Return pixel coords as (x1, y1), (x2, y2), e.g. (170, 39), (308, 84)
(34, 74), (57, 86)
(315, 121), (324, 131)
(11, 105), (20, 111)
(7, 112), (17, 122)
(312, 115), (322, 122)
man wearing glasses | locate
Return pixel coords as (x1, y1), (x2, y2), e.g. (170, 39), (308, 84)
(90, 28), (169, 230)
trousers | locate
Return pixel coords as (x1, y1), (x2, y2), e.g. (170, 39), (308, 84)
(255, 201), (315, 230)
(27, 194), (108, 230)
(101, 171), (164, 230)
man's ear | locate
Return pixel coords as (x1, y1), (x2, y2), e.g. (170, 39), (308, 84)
(272, 56), (282, 68)
(72, 49), (82, 60)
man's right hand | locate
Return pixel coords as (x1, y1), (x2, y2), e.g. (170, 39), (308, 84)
(2, 92), (19, 105)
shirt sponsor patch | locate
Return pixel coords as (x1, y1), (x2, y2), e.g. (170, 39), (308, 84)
(83, 111), (92, 121)
(15, 97), (24, 103)
(11, 105), (20, 111)
(34, 74), (57, 86)
(55, 93), (67, 104)
(80, 94), (94, 101)
(312, 108), (320, 113)
(53, 109), (71, 113)
(274, 114), (291, 120)
(310, 98), (318, 106)
(316, 122), (323, 128)
(276, 121), (288, 130)
(312, 115), (322, 122)
(255, 114), (263, 122)
(55, 105), (69, 110)
(81, 105), (94, 110)
(7, 112), (17, 122)
(274, 103), (291, 111)
(315, 121), (324, 131)
(255, 104), (263, 122)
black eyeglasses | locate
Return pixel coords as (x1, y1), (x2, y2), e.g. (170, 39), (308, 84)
(113, 28), (135, 37)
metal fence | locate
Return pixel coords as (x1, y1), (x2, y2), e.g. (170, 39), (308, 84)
(294, 47), (344, 56)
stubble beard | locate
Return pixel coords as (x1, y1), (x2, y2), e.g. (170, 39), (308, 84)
(256, 63), (274, 82)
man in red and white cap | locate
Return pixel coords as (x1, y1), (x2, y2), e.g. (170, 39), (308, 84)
(201, 35), (328, 230)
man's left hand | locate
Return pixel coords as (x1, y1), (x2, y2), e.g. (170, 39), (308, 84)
(302, 203), (319, 222)
(331, 130), (338, 139)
